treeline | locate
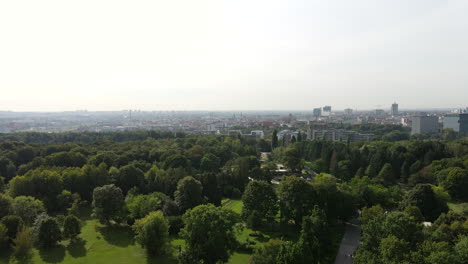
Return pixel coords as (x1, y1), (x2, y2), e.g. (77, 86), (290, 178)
(0, 130), (185, 144)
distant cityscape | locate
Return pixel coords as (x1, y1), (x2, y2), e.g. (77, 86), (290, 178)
(0, 103), (467, 140)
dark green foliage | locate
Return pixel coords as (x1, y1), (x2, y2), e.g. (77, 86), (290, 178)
(92, 184), (124, 224)
(12, 227), (33, 258)
(0, 193), (12, 219)
(250, 239), (287, 264)
(200, 153), (220, 172)
(402, 184), (448, 222)
(0, 224), (8, 250)
(0, 157), (16, 181)
(174, 176), (204, 213)
(198, 172), (222, 206)
(241, 180), (278, 228)
(1, 215), (24, 239)
(441, 167), (468, 201)
(63, 215), (81, 240)
(133, 211), (169, 255)
(126, 192), (166, 220)
(180, 204), (239, 264)
(116, 164), (145, 194)
(376, 163), (395, 186)
(32, 214), (62, 248)
(272, 130), (278, 149)
(278, 176), (315, 226)
(9, 168), (63, 211)
(10, 196), (46, 225)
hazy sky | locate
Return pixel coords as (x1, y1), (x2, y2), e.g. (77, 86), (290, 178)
(1, 0), (467, 111)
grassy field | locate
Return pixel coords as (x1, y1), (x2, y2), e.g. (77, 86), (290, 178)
(0, 200), (344, 264)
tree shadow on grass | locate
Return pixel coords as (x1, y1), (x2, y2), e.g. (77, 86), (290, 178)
(38, 245), (66, 263)
(67, 238), (87, 258)
(96, 225), (135, 247)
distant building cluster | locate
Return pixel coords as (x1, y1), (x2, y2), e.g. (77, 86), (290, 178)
(307, 123), (374, 142)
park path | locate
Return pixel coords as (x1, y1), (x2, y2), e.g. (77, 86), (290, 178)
(333, 217), (361, 264)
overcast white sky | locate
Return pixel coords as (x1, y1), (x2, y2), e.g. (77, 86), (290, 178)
(0, 0), (467, 111)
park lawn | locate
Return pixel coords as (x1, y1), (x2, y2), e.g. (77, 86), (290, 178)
(0, 219), (180, 264)
(221, 199), (243, 215)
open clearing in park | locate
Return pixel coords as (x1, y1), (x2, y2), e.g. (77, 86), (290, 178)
(0, 199), (344, 264)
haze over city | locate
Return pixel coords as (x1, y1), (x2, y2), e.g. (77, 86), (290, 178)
(1, 0), (468, 111)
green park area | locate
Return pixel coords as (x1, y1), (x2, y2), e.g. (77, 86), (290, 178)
(0, 200), (344, 264)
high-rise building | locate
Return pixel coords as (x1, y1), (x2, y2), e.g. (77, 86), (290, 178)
(443, 113), (468, 135)
(344, 108), (353, 115)
(443, 114), (460, 132)
(375, 109), (385, 116)
(391, 102), (399, 116)
(313, 108), (321, 117)
(322, 106), (332, 117)
(411, 116), (439, 134)
(460, 113), (468, 134)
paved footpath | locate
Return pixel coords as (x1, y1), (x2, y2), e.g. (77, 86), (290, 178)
(334, 218), (361, 264)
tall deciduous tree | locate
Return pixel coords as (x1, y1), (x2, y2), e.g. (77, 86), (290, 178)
(272, 130), (279, 149)
(180, 204), (238, 264)
(133, 211), (169, 256)
(241, 180), (278, 228)
(32, 214), (62, 248)
(63, 215), (81, 241)
(278, 176), (315, 226)
(174, 176), (203, 213)
(92, 184), (124, 224)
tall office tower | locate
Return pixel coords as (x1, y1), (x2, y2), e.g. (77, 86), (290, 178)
(344, 108), (353, 115)
(313, 108), (322, 117)
(411, 115), (439, 134)
(391, 102), (399, 116)
(322, 106), (332, 117)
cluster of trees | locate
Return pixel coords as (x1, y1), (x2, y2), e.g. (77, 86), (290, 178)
(355, 205), (468, 264)
(0, 129), (466, 263)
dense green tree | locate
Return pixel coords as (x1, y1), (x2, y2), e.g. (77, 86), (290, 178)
(379, 235), (411, 264)
(9, 168), (63, 211)
(454, 236), (468, 264)
(241, 181), (278, 228)
(278, 176), (315, 226)
(126, 192), (165, 220)
(376, 163), (395, 186)
(441, 167), (468, 201)
(10, 196), (45, 225)
(116, 164), (145, 194)
(0, 157), (16, 181)
(284, 148), (302, 172)
(180, 204), (239, 264)
(250, 239), (286, 264)
(32, 214), (62, 248)
(133, 211), (169, 255)
(295, 207), (329, 263)
(272, 130), (279, 149)
(164, 154), (190, 169)
(62, 215), (81, 241)
(200, 153), (221, 172)
(402, 184), (448, 222)
(198, 172), (222, 206)
(0, 224), (8, 250)
(92, 184), (124, 224)
(0, 193), (12, 219)
(1, 215), (24, 239)
(45, 151), (87, 167)
(174, 176), (204, 213)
